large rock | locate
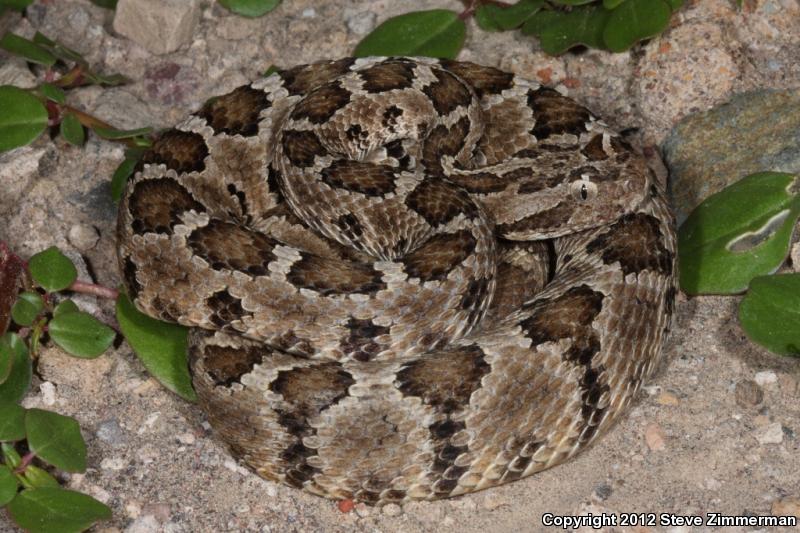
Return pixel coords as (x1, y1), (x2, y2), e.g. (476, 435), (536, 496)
(662, 88), (800, 224)
(113, 0), (201, 55)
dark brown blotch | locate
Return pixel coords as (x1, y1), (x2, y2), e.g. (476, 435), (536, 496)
(320, 160), (396, 196)
(497, 201), (574, 236)
(278, 58), (356, 95)
(422, 69), (473, 115)
(202, 344), (264, 387)
(406, 179), (479, 227)
(281, 129), (327, 168)
(290, 81), (351, 124)
(187, 219), (277, 275)
(360, 60), (416, 92)
(438, 60), (515, 97)
(527, 88), (591, 140)
(335, 213), (364, 242)
(196, 85), (270, 137)
(142, 129), (209, 173)
(585, 213), (673, 276)
(403, 230), (477, 283)
(340, 317), (390, 362)
(581, 134), (608, 161)
(397, 344), (489, 414)
(286, 253), (386, 296)
(128, 178), (206, 235)
(121, 256), (142, 300)
(206, 289), (245, 327)
(421, 116), (471, 174)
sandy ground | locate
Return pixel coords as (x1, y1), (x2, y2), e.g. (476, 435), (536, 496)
(1, 0), (799, 531)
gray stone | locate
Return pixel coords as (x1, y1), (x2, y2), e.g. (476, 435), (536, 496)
(113, 0), (201, 55)
(662, 89), (800, 224)
(68, 224), (100, 251)
(97, 418), (127, 448)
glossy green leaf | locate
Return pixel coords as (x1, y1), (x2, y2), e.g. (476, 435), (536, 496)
(60, 113), (85, 146)
(218, 0), (280, 17)
(49, 311), (115, 359)
(53, 299), (79, 318)
(0, 333), (31, 404)
(116, 294), (196, 401)
(0, 334), (12, 384)
(0, 0), (34, 10)
(475, 0), (544, 32)
(82, 70), (130, 87)
(0, 33), (56, 66)
(603, 0), (672, 52)
(91, 125), (152, 140)
(678, 172), (800, 294)
(0, 464), (17, 506)
(263, 65), (279, 77)
(110, 152), (142, 202)
(31, 32), (87, 67)
(2, 442), (22, 468)
(7, 488), (111, 533)
(666, 0), (685, 9)
(39, 83), (65, 104)
(28, 247), (78, 292)
(11, 292), (43, 327)
(522, 6), (610, 54)
(22, 465), (60, 489)
(89, 0), (118, 8)
(355, 10), (466, 59)
(25, 408), (86, 472)
(0, 85), (48, 153)
(739, 274), (800, 356)
(0, 403), (25, 442)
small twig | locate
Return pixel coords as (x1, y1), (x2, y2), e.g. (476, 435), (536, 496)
(14, 452), (35, 474)
(69, 280), (119, 300)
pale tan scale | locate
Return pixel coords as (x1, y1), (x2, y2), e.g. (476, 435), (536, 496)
(117, 56), (677, 505)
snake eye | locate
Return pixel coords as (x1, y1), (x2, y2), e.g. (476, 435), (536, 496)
(570, 179), (597, 202)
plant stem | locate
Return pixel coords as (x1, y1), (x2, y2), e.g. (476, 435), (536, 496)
(69, 280), (119, 300)
(14, 452), (35, 474)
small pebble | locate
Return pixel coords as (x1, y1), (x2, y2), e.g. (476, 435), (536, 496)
(39, 381), (56, 406)
(382, 503), (402, 516)
(771, 496), (800, 517)
(656, 391), (680, 406)
(301, 8), (315, 17)
(124, 515), (159, 533)
(644, 423), (666, 451)
(354, 502), (371, 517)
(345, 11), (376, 36)
(754, 370), (778, 386)
(96, 419), (127, 447)
(67, 224), (99, 251)
(735, 379), (764, 407)
(593, 483), (613, 501)
(337, 499), (355, 513)
(756, 422), (784, 444)
(176, 432), (196, 445)
(100, 457), (128, 471)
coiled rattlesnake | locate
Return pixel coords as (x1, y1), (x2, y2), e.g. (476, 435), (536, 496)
(117, 57), (677, 504)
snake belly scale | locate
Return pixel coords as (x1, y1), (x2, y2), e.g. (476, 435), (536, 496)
(117, 56), (677, 504)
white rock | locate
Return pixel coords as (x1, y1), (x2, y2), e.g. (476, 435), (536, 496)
(301, 8), (316, 17)
(176, 432), (196, 445)
(754, 370), (778, 386)
(67, 224), (99, 251)
(101, 457), (128, 471)
(756, 422), (784, 444)
(39, 381), (56, 406)
(382, 503), (402, 516)
(125, 514), (159, 533)
(113, 0), (201, 55)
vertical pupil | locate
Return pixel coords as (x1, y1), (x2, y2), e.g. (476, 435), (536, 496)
(580, 184), (588, 200)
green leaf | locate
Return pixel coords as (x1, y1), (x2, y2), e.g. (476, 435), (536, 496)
(11, 292), (44, 327)
(263, 65), (279, 77)
(739, 274), (800, 356)
(60, 113), (85, 146)
(91, 125), (152, 140)
(678, 172), (800, 294)
(0, 335), (12, 384)
(0, 403), (26, 442)
(53, 299), (80, 318)
(7, 488), (111, 533)
(0, 0), (34, 10)
(475, 0), (544, 32)
(22, 465), (60, 489)
(0, 33), (56, 66)
(39, 83), (65, 104)
(354, 9), (466, 59)
(218, 0), (280, 17)
(89, 0), (118, 8)
(49, 311), (115, 359)
(666, 0), (684, 9)
(82, 71), (130, 87)
(0, 464), (17, 506)
(522, 6), (610, 54)
(28, 247), (78, 292)
(31, 32), (87, 67)
(549, 0), (596, 4)
(0, 333), (31, 404)
(116, 293), (196, 401)
(110, 153), (142, 202)
(25, 408), (87, 472)
(0, 85), (48, 153)
(603, 0), (672, 52)
(2, 442), (22, 468)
